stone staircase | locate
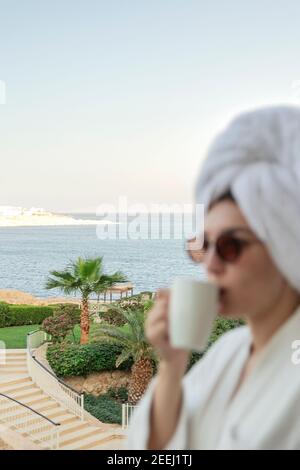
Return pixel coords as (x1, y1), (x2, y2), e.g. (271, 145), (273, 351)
(0, 350), (127, 450)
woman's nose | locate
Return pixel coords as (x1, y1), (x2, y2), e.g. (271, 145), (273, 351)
(204, 245), (225, 275)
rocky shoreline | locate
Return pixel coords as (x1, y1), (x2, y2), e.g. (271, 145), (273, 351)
(0, 289), (80, 306)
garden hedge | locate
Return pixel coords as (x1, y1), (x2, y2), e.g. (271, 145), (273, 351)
(0, 302), (54, 327)
(47, 342), (134, 377)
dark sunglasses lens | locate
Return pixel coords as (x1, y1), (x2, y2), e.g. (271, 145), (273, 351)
(217, 235), (241, 262)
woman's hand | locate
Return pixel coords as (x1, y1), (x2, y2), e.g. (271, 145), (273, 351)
(145, 288), (189, 379)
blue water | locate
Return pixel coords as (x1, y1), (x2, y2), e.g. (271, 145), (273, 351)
(0, 213), (204, 299)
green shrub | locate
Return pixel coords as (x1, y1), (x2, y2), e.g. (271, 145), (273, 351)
(42, 304), (81, 343)
(47, 342), (134, 377)
(99, 307), (126, 327)
(42, 314), (75, 343)
(0, 304), (54, 327)
(187, 316), (245, 371)
(0, 302), (10, 328)
(52, 304), (81, 324)
(84, 393), (122, 424)
(106, 386), (128, 403)
(99, 292), (154, 326)
(99, 296), (152, 326)
(207, 317), (245, 348)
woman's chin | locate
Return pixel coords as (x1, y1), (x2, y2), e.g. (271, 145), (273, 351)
(217, 301), (240, 318)
(218, 299), (227, 316)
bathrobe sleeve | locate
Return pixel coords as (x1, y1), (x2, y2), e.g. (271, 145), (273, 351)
(126, 328), (245, 450)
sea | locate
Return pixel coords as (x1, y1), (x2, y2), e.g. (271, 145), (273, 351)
(0, 213), (205, 300)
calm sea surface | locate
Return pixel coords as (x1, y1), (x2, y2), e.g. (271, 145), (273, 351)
(0, 213), (205, 299)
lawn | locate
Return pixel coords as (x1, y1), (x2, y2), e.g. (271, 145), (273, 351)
(0, 322), (129, 349)
(66, 323), (104, 343)
(0, 325), (39, 349)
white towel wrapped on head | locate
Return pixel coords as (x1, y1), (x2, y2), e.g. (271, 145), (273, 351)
(195, 105), (300, 294)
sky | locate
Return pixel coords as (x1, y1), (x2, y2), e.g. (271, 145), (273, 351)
(1, 0), (300, 212)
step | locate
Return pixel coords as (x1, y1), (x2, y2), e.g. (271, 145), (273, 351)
(0, 362), (27, 367)
(59, 420), (91, 436)
(78, 434), (125, 450)
(22, 417), (61, 436)
(35, 402), (61, 414)
(0, 397), (49, 417)
(11, 388), (42, 400)
(94, 437), (126, 450)
(0, 369), (28, 375)
(0, 376), (31, 388)
(3, 356), (27, 360)
(0, 383), (36, 395)
(61, 430), (120, 450)
(23, 396), (51, 407)
(3, 358), (27, 363)
(0, 407), (54, 430)
(0, 394), (51, 409)
(4, 408), (58, 428)
(59, 427), (104, 447)
(2, 362), (27, 367)
(46, 410), (77, 423)
(51, 415), (78, 426)
(32, 423), (93, 447)
(5, 352), (27, 357)
(22, 429), (57, 450)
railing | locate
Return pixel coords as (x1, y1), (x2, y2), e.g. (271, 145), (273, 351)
(27, 330), (84, 420)
(122, 403), (138, 429)
(0, 393), (60, 449)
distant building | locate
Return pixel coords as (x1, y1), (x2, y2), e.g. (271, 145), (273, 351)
(0, 206), (48, 217)
(0, 206), (23, 217)
(25, 207), (47, 216)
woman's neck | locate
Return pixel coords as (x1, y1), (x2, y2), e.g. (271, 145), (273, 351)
(246, 284), (300, 356)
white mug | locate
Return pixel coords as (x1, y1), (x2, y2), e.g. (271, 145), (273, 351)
(169, 277), (219, 352)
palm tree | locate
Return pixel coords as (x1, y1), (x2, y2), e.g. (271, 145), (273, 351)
(91, 305), (156, 405)
(45, 257), (127, 344)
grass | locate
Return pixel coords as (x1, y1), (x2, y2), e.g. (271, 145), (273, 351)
(66, 323), (103, 344)
(0, 324), (40, 349)
(0, 320), (130, 349)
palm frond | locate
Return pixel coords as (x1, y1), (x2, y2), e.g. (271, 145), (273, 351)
(90, 324), (133, 348)
(115, 349), (132, 368)
(91, 304), (154, 362)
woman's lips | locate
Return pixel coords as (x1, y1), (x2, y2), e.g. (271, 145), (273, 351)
(219, 287), (226, 299)
(218, 288), (227, 312)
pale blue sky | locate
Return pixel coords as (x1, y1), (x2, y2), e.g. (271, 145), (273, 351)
(1, 0), (300, 212)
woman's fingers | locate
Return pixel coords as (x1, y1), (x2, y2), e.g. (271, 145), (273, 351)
(146, 318), (168, 343)
(145, 288), (189, 373)
(155, 288), (170, 300)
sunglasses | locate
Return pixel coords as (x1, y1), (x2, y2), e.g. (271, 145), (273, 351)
(186, 228), (261, 264)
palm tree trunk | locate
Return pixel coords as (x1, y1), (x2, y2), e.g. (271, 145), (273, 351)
(128, 357), (153, 405)
(80, 297), (90, 344)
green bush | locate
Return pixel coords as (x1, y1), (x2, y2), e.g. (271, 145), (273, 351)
(46, 314), (244, 377)
(187, 316), (245, 371)
(0, 304), (54, 327)
(99, 295), (153, 326)
(42, 314), (75, 343)
(98, 307), (126, 327)
(52, 304), (81, 324)
(42, 304), (81, 343)
(84, 393), (122, 424)
(0, 302), (10, 328)
(106, 386), (128, 403)
(47, 342), (134, 377)
(207, 317), (245, 348)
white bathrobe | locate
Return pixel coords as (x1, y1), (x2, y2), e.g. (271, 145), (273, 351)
(126, 305), (300, 450)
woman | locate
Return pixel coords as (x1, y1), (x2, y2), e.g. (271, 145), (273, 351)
(126, 105), (300, 450)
